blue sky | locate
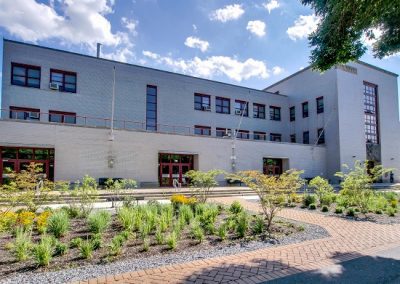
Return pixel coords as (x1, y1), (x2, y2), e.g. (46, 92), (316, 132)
(0, 0), (399, 105)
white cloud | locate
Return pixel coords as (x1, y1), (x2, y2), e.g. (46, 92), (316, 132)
(287, 14), (320, 41)
(184, 36), (210, 52)
(362, 28), (383, 48)
(121, 17), (138, 35)
(192, 24), (197, 32)
(210, 4), (244, 23)
(142, 51), (270, 81)
(246, 20), (266, 37)
(272, 66), (284, 75)
(0, 0), (135, 61)
(263, 0), (279, 13)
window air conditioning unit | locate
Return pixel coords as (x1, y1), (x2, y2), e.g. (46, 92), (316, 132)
(49, 82), (60, 90)
(224, 130), (232, 137)
(235, 109), (242, 115)
(202, 106), (211, 111)
(29, 112), (40, 119)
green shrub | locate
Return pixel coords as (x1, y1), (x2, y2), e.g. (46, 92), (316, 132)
(229, 201), (243, 215)
(79, 239), (94, 259)
(70, 237), (82, 248)
(375, 209), (383, 214)
(384, 192), (398, 202)
(390, 199), (398, 209)
(346, 207), (356, 217)
(225, 218), (236, 232)
(54, 241), (68, 256)
(13, 228), (32, 261)
(119, 230), (131, 241)
(252, 216), (264, 234)
(108, 235), (125, 256)
(217, 224), (228, 241)
(87, 210), (111, 234)
(142, 237), (150, 252)
(321, 205), (329, 212)
(117, 207), (136, 231)
(386, 207), (396, 217)
(47, 210), (70, 238)
(91, 234), (103, 250)
(309, 176), (335, 206)
(179, 204), (194, 225)
(303, 194), (317, 207)
(335, 206), (344, 214)
(139, 222), (152, 239)
(61, 206), (80, 219)
(166, 232), (177, 250)
(236, 212), (249, 238)
(32, 235), (54, 266)
(190, 221), (205, 243)
(308, 203), (317, 210)
(155, 228), (164, 245)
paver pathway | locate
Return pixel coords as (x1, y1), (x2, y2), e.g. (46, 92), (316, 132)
(74, 197), (400, 284)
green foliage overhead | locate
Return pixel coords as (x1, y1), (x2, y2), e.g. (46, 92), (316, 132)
(186, 170), (224, 203)
(302, 0), (400, 71)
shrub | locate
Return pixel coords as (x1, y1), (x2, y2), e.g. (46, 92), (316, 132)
(142, 237), (150, 252)
(170, 194), (197, 206)
(17, 211), (36, 229)
(72, 175), (98, 217)
(79, 239), (94, 259)
(179, 204), (194, 225)
(336, 195), (350, 208)
(54, 241), (68, 256)
(252, 216), (265, 234)
(0, 212), (18, 233)
(166, 232), (177, 250)
(309, 176), (335, 206)
(13, 228), (32, 261)
(108, 235), (125, 256)
(386, 207), (396, 217)
(32, 235), (54, 266)
(217, 224), (228, 240)
(117, 207), (137, 231)
(390, 199), (398, 209)
(335, 206), (344, 214)
(303, 195), (317, 207)
(346, 207), (356, 217)
(185, 170), (224, 203)
(91, 234), (103, 250)
(155, 228), (164, 245)
(87, 210), (111, 234)
(190, 221), (205, 243)
(36, 211), (51, 234)
(139, 222), (152, 239)
(119, 230), (131, 241)
(61, 206), (80, 219)
(229, 201), (243, 215)
(236, 212), (249, 238)
(321, 205), (329, 212)
(47, 210), (70, 238)
(70, 237), (82, 248)
(308, 203), (317, 210)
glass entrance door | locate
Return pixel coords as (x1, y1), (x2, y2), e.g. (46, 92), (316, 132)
(263, 158), (283, 176)
(158, 153), (194, 187)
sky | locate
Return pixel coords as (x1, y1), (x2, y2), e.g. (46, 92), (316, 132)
(0, 0), (399, 108)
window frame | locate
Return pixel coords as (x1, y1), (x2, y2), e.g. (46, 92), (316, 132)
(215, 96), (231, 114)
(316, 96), (324, 114)
(236, 130), (250, 139)
(253, 103), (266, 119)
(49, 110), (77, 124)
(303, 131), (310, 144)
(216, 127), (231, 137)
(290, 134), (296, 143)
(289, 106), (295, 121)
(11, 62), (41, 88)
(269, 106), (281, 121)
(270, 133), (282, 142)
(363, 82), (379, 144)
(146, 85), (158, 131)
(50, 68), (77, 93)
(194, 125), (211, 136)
(194, 93), (211, 111)
(317, 128), (325, 144)
(234, 100), (249, 117)
(9, 106), (40, 121)
(253, 131), (266, 140)
(302, 102), (309, 118)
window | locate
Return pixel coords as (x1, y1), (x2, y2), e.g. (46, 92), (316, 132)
(237, 130), (249, 139)
(49, 110), (76, 124)
(146, 85), (157, 131)
(269, 106), (281, 121)
(289, 106), (295, 121)
(303, 131), (310, 144)
(11, 63), (40, 88)
(216, 127), (231, 137)
(302, 102), (309, 118)
(194, 125), (211, 136)
(290, 134), (296, 143)
(316, 97), (324, 114)
(253, 103), (265, 119)
(364, 82), (379, 144)
(9, 106), (40, 121)
(216, 97), (230, 114)
(270, 133), (282, 142)
(317, 128), (325, 144)
(50, 69), (77, 93)
(254, 131), (266, 140)
(234, 100), (248, 116)
(194, 93), (211, 111)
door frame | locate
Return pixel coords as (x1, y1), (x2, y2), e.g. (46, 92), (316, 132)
(158, 153), (194, 187)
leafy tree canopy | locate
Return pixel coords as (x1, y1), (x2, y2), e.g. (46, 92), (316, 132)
(302, 0), (400, 71)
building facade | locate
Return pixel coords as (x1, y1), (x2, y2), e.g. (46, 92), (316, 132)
(0, 39), (399, 186)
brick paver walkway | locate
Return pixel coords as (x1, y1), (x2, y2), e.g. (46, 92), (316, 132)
(74, 197), (400, 284)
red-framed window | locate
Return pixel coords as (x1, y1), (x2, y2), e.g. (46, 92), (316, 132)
(269, 106), (281, 121)
(289, 106), (295, 121)
(270, 133), (282, 142)
(146, 85), (157, 131)
(303, 131), (310, 144)
(50, 69), (77, 93)
(9, 106), (40, 121)
(216, 97), (230, 114)
(49, 110), (77, 124)
(234, 100), (248, 117)
(237, 130), (249, 139)
(216, 127), (231, 137)
(253, 131), (266, 140)
(317, 128), (325, 144)
(316, 97), (324, 114)
(194, 125), (211, 136)
(11, 62), (41, 88)
(253, 103), (265, 119)
(302, 102), (309, 118)
(194, 93), (211, 111)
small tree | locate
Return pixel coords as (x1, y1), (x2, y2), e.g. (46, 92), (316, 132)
(232, 170), (305, 231)
(72, 175), (98, 217)
(309, 176), (334, 206)
(105, 178), (137, 208)
(185, 170), (224, 203)
(335, 161), (391, 213)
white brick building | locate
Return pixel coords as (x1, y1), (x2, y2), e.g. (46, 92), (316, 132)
(1, 39), (399, 186)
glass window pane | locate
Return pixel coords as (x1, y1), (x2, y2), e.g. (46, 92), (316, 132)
(65, 75), (76, 83)
(146, 103), (157, 111)
(19, 148), (33, 159)
(146, 111), (156, 119)
(13, 66), (25, 76)
(27, 78), (40, 87)
(49, 113), (62, 123)
(12, 76), (25, 86)
(147, 86), (157, 96)
(2, 148), (17, 159)
(64, 115), (76, 124)
(28, 69), (40, 78)
(64, 83), (76, 92)
(147, 95), (157, 104)
(51, 73), (63, 83)
(35, 149), (48, 160)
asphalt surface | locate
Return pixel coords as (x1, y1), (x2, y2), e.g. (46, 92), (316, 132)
(266, 246), (400, 284)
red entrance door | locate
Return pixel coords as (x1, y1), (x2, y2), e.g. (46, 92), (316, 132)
(159, 154), (193, 187)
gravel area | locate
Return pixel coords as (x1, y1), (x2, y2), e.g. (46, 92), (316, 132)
(1, 219), (328, 284)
